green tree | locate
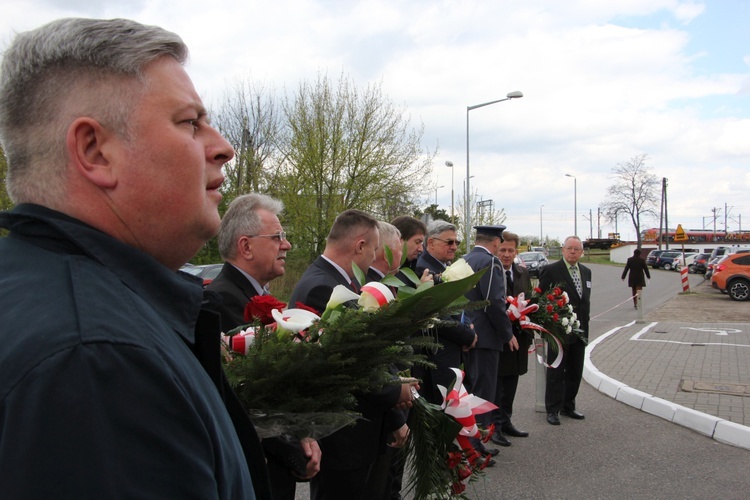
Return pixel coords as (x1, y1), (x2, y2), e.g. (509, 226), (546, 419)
(413, 204), (451, 223)
(600, 153), (658, 248)
(272, 73), (434, 263)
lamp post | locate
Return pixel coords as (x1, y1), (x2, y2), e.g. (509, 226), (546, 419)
(462, 175), (474, 247)
(465, 90), (523, 248)
(445, 161), (455, 224)
(540, 204), (544, 243)
(434, 185), (444, 206)
(565, 173), (577, 236)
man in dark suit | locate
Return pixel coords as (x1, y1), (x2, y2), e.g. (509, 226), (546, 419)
(539, 236), (591, 426)
(206, 193), (321, 499)
(491, 231), (533, 446)
(414, 221), (478, 405)
(290, 210), (415, 500)
(462, 225), (514, 457)
(621, 248), (651, 309)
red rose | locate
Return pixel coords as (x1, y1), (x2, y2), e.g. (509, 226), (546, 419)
(553, 313), (559, 322)
(547, 294), (555, 301)
(546, 304), (554, 313)
(446, 451), (463, 469)
(557, 299), (565, 308)
(553, 287), (562, 296)
(244, 295), (287, 325)
(534, 287), (542, 293)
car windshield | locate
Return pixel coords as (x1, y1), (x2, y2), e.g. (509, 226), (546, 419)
(520, 253), (542, 262)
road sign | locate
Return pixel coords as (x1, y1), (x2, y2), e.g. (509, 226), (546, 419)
(674, 224), (688, 242)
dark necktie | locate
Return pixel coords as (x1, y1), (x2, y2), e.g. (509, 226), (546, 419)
(505, 270), (514, 296)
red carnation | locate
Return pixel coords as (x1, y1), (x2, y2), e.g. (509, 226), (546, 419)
(244, 295), (287, 325)
(546, 304), (554, 313)
(446, 451), (463, 469)
(295, 302), (320, 316)
(553, 313), (559, 322)
(547, 294), (555, 301)
(534, 287), (542, 293)
(557, 299), (565, 308)
(553, 287), (563, 296)
(451, 481), (467, 495)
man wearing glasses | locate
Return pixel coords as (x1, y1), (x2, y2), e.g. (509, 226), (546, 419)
(539, 236), (591, 426)
(415, 222), (478, 405)
(207, 193), (321, 499)
(208, 193), (293, 329)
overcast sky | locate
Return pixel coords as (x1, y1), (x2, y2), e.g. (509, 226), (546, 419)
(2, 0), (748, 242)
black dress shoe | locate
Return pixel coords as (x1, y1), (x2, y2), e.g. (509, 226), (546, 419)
(481, 447), (500, 457)
(482, 456), (496, 467)
(560, 409), (585, 420)
(501, 423), (529, 438)
(547, 413), (560, 425)
(490, 432), (511, 447)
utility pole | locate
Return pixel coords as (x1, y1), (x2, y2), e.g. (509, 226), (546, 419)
(663, 178), (669, 250)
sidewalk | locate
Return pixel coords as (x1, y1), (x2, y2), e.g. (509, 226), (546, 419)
(585, 317), (750, 451)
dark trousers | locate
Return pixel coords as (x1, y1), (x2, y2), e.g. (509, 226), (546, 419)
(266, 458), (298, 500)
(310, 464), (371, 500)
(492, 374), (519, 427)
(545, 337), (586, 413)
(466, 348), (499, 428)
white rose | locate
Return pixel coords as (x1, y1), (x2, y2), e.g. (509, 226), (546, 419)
(561, 317), (569, 326)
(442, 259), (474, 282)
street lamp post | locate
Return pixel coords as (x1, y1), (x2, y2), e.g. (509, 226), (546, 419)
(445, 161), (455, 224)
(465, 90), (523, 248)
(434, 185), (444, 206)
(565, 173), (577, 236)
(540, 204), (544, 243)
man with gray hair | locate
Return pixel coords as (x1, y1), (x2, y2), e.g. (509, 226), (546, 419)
(208, 193), (293, 329)
(367, 221), (404, 281)
(207, 193), (321, 500)
(0, 18), (268, 498)
(415, 221), (478, 405)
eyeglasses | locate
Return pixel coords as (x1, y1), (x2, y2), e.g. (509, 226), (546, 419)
(247, 231), (287, 242)
(565, 246), (583, 252)
(433, 237), (461, 247)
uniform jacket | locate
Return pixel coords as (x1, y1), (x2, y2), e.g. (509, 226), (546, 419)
(498, 262), (533, 376)
(462, 246), (514, 351)
(0, 204), (269, 499)
(539, 258), (591, 338)
(622, 255), (651, 288)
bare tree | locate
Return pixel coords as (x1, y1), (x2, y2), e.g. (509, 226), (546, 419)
(455, 188), (507, 253)
(600, 153), (659, 247)
(212, 77), (282, 201)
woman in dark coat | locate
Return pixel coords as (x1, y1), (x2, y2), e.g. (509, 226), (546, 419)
(622, 249), (651, 308)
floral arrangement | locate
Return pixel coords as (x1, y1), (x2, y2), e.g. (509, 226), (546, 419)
(405, 368), (497, 498)
(222, 264), (487, 440)
(506, 284), (584, 367)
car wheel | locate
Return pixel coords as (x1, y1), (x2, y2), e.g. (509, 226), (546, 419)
(663, 263), (672, 271)
(727, 279), (750, 301)
(688, 265), (695, 274)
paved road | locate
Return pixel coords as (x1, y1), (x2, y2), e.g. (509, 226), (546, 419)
(297, 263), (749, 499)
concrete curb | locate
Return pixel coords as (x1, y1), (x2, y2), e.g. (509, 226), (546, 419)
(584, 322), (750, 451)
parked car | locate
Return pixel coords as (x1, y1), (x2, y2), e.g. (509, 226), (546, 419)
(180, 263), (223, 286)
(704, 256), (723, 281)
(645, 249), (666, 267)
(518, 251), (549, 278)
(653, 251), (684, 270)
(687, 253), (712, 274)
(531, 246), (549, 256)
(671, 252), (698, 271)
(711, 253), (750, 301)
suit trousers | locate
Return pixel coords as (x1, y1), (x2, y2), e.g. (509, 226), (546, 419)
(545, 337), (586, 413)
(466, 347), (499, 427)
(492, 374), (519, 427)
